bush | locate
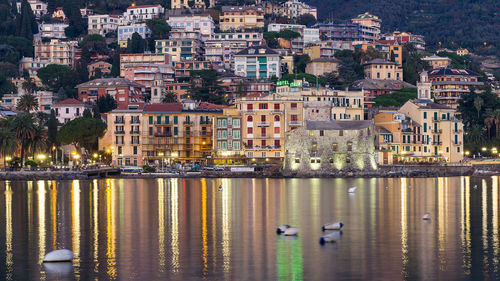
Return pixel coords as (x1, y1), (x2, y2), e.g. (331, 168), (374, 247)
(24, 160), (38, 167)
(142, 165), (156, 173)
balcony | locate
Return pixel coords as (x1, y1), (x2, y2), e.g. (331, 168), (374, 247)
(288, 121), (301, 126)
(432, 129), (442, 133)
(154, 121), (170, 125)
(271, 109), (282, 114)
(184, 121), (193, 125)
(115, 119), (125, 124)
(130, 120), (140, 124)
(154, 132), (172, 137)
(245, 145), (281, 150)
(454, 141), (463, 146)
(114, 130), (125, 134)
(432, 141), (442, 145)
(130, 130), (140, 134)
(257, 121), (270, 127)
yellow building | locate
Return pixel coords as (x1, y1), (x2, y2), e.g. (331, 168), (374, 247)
(456, 48), (469, 56)
(305, 57), (341, 76)
(363, 59), (403, 80)
(422, 55), (451, 68)
(212, 107), (244, 164)
(301, 88), (365, 121)
(220, 6), (265, 31)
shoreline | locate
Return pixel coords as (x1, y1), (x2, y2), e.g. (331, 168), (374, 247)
(0, 164), (498, 181)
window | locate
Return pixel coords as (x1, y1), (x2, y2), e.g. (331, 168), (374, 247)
(247, 104), (253, 110)
(347, 142), (352, 151)
(274, 140), (280, 147)
(247, 127), (253, 134)
(247, 116), (253, 122)
(261, 127), (266, 135)
(339, 130), (343, 136)
(320, 130), (324, 136)
(259, 103), (268, 109)
(332, 143), (338, 151)
(174, 116), (178, 124)
(274, 127), (280, 134)
(133, 146), (138, 155)
(291, 103), (297, 109)
(261, 115), (266, 122)
(247, 140), (253, 147)
(274, 104), (280, 110)
(274, 115), (280, 122)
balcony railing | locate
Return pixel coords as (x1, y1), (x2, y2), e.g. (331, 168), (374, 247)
(115, 119), (125, 124)
(154, 121), (170, 125)
(454, 141), (463, 146)
(288, 121), (301, 126)
(130, 130), (140, 134)
(432, 129), (442, 133)
(114, 130), (125, 134)
(154, 132), (172, 137)
(257, 121), (270, 127)
(246, 145), (281, 150)
(432, 141), (442, 145)
(184, 121), (193, 125)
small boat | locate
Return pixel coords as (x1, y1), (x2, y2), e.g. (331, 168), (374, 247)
(322, 222), (343, 231)
(218, 185), (223, 192)
(319, 231), (342, 244)
(348, 186), (357, 193)
(43, 249), (74, 262)
(422, 213), (431, 220)
(283, 227), (299, 236)
(276, 225), (291, 234)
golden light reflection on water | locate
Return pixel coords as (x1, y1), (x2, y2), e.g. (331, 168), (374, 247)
(50, 181), (57, 251)
(105, 179), (117, 280)
(221, 178), (231, 274)
(400, 177), (408, 279)
(201, 178), (208, 277)
(463, 176), (472, 274)
(37, 181), (46, 264)
(5, 181), (13, 281)
(492, 176), (499, 273)
(158, 178), (166, 271)
(169, 178), (179, 272)
(92, 179), (99, 272)
(71, 180), (80, 279)
(483, 178), (488, 270)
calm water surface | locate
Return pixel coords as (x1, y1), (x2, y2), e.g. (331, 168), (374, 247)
(0, 177), (499, 281)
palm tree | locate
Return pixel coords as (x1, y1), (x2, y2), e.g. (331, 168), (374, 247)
(484, 115), (494, 141)
(28, 124), (47, 159)
(161, 92), (178, 103)
(492, 109), (500, 139)
(12, 113), (35, 166)
(22, 77), (37, 94)
(0, 129), (17, 170)
(474, 96), (483, 119)
(16, 93), (39, 112)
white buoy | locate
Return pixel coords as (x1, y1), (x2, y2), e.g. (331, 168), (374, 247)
(319, 231), (342, 244)
(422, 213), (431, 220)
(276, 225), (291, 234)
(408, 185), (411, 189)
(283, 227), (299, 236)
(43, 249), (74, 262)
(385, 186), (388, 189)
(322, 222), (343, 231)
(218, 185), (223, 192)
(348, 186), (357, 193)
(473, 185), (478, 190)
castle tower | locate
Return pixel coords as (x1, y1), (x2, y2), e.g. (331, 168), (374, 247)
(150, 70), (164, 103)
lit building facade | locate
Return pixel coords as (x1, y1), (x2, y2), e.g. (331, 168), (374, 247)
(234, 46), (281, 79)
(220, 6), (265, 31)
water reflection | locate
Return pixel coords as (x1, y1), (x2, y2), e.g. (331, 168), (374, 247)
(0, 177), (499, 280)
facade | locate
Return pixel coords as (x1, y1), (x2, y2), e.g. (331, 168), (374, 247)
(119, 53), (172, 77)
(174, 61), (212, 78)
(283, 0), (317, 19)
(118, 23), (151, 48)
(88, 14), (122, 36)
(52, 7), (66, 21)
(33, 38), (78, 67)
(268, 23), (320, 44)
(351, 78), (415, 107)
(52, 99), (92, 124)
(88, 61), (112, 78)
(303, 43), (335, 60)
(427, 68), (483, 106)
(204, 40), (248, 69)
(301, 88), (365, 121)
(155, 32), (203, 62)
(422, 55), (451, 68)
(234, 46), (281, 79)
(385, 31), (425, 51)
(167, 15), (214, 40)
(77, 78), (145, 105)
(124, 4), (164, 23)
(312, 22), (362, 42)
(456, 48), (469, 56)
(355, 41), (403, 66)
(39, 23), (68, 39)
(122, 64), (174, 88)
(363, 59), (403, 81)
(305, 57), (341, 76)
(18, 57), (50, 78)
(210, 32), (263, 45)
(1, 90), (54, 113)
(17, 0), (47, 18)
(283, 120), (377, 173)
(351, 12), (381, 42)
(171, 0), (214, 9)
(220, 6), (265, 31)
(212, 107), (244, 164)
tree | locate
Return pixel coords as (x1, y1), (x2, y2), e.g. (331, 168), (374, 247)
(6, 36), (33, 58)
(188, 69), (224, 104)
(57, 117), (107, 161)
(37, 64), (80, 92)
(263, 32), (279, 48)
(63, 1), (86, 38)
(47, 109), (58, 160)
(0, 62), (17, 77)
(278, 29), (301, 40)
(293, 54), (310, 73)
(12, 112), (35, 166)
(161, 92), (178, 103)
(15, 0), (37, 40)
(96, 94), (117, 113)
(22, 77), (37, 94)
(93, 68), (103, 79)
(474, 96), (483, 119)
(110, 48), (122, 77)
(28, 124), (46, 159)
(83, 108), (92, 118)
(127, 32), (145, 54)
(0, 129), (17, 170)
(81, 34), (107, 52)
(297, 13), (316, 26)
(374, 88), (418, 107)
(0, 74), (16, 98)
(146, 18), (171, 52)
(16, 93), (39, 112)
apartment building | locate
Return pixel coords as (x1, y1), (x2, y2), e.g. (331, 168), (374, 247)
(427, 68), (483, 107)
(305, 57), (341, 76)
(118, 23), (151, 48)
(88, 61), (112, 78)
(301, 88), (365, 121)
(212, 107), (244, 164)
(355, 41), (403, 66)
(422, 55), (452, 69)
(119, 53), (173, 77)
(211, 32), (263, 45)
(1, 90), (54, 113)
(52, 99), (92, 124)
(351, 12), (381, 42)
(39, 23), (68, 39)
(234, 46), (281, 79)
(33, 37), (78, 67)
(88, 14), (122, 36)
(268, 23), (320, 44)
(77, 78), (145, 105)
(122, 64), (174, 88)
(142, 101), (222, 164)
(167, 15), (214, 40)
(204, 40), (248, 69)
(363, 59), (403, 81)
(17, 0), (47, 18)
(155, 31), (203, 62)
(220, 6), (265, 31)
(171, 0), (214, 9)
(283, 0), (317, 19)
(124, 4), (164, 23)
(174, 61), (212, 78)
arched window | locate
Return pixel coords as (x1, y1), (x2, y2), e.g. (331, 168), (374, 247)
(274, 115), (280, 121)
(247, 116), (253, 122)
(154, 89), (158, 96)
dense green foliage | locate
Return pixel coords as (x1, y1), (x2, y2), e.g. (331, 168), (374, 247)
(373, 88), (417, 107)
(188, 69), (225, 104)
(37, 64), (81, 97)
(306, 0), (499, 56)
(281, 73), (325, 87)
(162, 92), (178, 103)
(57, 117), (107, 159)
(402, 44), (429, 85)
(146, 18), (171, 52)
(263, 30), (301, 48)
(96, 94), (118, 113)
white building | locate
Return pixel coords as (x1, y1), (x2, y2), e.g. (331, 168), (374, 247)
(123, 4), (164, 23)
(88, 14), (123, 36)
(167, 15), (214, 41)
(17, 0), (47, 18)
(118, 23), (151, 48)
(38, 23), (68, 39)
(33, 37), (78, 67)
(267, 23), (319, 43)
(52, 99), (92, 124)
(204, 40), (248, 69)
(234, 46), (281, 79)
(283, 0), (317, 19)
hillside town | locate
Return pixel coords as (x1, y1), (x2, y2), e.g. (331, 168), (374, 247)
(0, 0), (498, 175)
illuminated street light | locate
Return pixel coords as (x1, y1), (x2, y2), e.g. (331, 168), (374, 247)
(481, 147), (487, 152)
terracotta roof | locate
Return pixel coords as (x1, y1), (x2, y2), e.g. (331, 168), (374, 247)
(115, 102), (146, 110)
(144, 103), (183, 113)
(127, 4), (162, 9)
(306, 120), (373, 130)
(363, 59), (398, 66)
(235, 45), (279, 56)
(54, 98), (85, 105)
(198, 102), (224, 110)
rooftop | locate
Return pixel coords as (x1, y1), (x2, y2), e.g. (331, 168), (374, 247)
(54, 98), (85, 106)
(234, 45), (279, 56)
(351, 79), (415, 90)
(427, 68), (479, 77)
(306, 120), (372, 130)
(76, 78), (144, 89)
(363, 58), (398, 66)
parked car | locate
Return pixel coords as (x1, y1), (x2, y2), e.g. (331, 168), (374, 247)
(214, 166), (225, 171)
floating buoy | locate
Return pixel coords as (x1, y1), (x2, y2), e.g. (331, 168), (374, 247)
(283, 227), (299, 236)
(322, 222), (343, 231)
(276, 225), (291, 234)
(473, 185), (478, 190)
(422, 213), (431, 220)
(218, 185), (223, 192)
(385, 186), (388, 189)
(43, 249), (74, 262)
(348, 186), (357, 193)
(319, 231), (342, 244)
(408, 185), (411, 189)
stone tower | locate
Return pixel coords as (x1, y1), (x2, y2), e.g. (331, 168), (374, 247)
(417, 71), (432, 101)
(150, 70), (164, 103)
